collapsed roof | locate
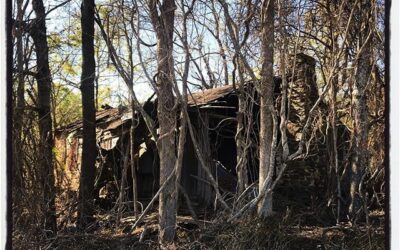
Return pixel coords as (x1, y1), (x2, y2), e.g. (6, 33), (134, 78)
(56, 84), (240, 135)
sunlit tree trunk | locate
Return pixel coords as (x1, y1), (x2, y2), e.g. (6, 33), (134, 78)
(258, 0), (275, 218)
(349, 0), (372, 222)
(236, 63), (248, 196)
(149, 0), (177, 244)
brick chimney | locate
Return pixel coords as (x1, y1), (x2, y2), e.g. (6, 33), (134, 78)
(287, 53), (318, 139)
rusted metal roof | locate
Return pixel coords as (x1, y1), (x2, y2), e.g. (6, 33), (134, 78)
(56, 107), (125, 134)
(187, 85), (234, 106)
(57, 85), (236, 134)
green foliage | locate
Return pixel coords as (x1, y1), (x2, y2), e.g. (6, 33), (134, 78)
(62, 61), (78, 76)
(53, 83), (82, 128)
(48, 32), (62, 49)
(97, 86), (113, 106)
(53, 83), (114, 128)
(67, 29), (82, 48)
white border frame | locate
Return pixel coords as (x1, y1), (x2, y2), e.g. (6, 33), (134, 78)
(0, 0), (398, 249)
(0, 0), (8, 247)
(390, 0), (399, 249)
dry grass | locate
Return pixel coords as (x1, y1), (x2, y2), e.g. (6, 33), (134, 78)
(184, 210), (385, 250)
(13, 190), (385, 250)
(12, 207), (384, 250)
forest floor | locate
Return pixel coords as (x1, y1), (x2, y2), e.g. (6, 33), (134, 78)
(14, 205), (385, 250)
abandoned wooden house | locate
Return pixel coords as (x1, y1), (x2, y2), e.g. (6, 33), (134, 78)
(54, 53), (348, 210)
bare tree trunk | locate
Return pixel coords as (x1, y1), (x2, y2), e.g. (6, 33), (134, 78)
(13, 0), (25, 191)
(235, 62), (248, 196)
(130, 102), (139, 219)
(209, 2), (229, 86)
(174, 0), (190, 186)
(217, 0), (251, 198)
(149, 0), (177, 244)
(277, 0), (289, 192)
(349, 0), (372, 222)
(77, 0), (97, 229)
(117, 143), (130, 224)
(175, 0), (193, 211)
(30, 0), (57, 235)
(258, 0), (275, 218)
(329, 73), (341, 223)
(174, 108), (187, 207)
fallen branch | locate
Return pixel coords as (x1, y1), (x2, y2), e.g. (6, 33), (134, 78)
(139, 225), (148, 242)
